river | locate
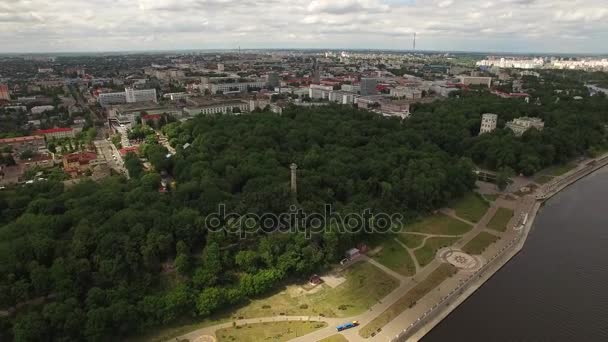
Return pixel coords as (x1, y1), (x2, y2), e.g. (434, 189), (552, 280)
(423, 167), (608, 341)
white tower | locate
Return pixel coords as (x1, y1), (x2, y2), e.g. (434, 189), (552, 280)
(290, 163), (297, 195)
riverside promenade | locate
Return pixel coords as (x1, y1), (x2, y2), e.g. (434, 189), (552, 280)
(395, 153), (608, 342)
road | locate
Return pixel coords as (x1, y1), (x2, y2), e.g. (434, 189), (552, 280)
(94, 140), (127, 176)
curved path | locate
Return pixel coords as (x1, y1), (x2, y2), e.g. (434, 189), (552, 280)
(176, 196), (522, 342)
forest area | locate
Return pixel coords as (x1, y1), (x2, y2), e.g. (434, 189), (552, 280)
(1, 71), (607, 341)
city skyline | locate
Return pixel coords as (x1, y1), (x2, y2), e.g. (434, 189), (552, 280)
(1, 0), (608, 54)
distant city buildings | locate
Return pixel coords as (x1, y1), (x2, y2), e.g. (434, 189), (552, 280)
(479, 113), (498, 135)
(477, 57), (608, 71)
(506, 117), (545, 136)
(98, 88), (157, 106)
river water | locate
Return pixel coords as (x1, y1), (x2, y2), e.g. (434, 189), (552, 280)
(423, 167), (608, 341)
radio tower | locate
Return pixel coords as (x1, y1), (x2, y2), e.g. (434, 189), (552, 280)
(413, 33), (416, 51)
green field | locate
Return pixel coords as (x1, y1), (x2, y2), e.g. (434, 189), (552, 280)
(414, 237), (461, 267)
(404, 214), (472, 236)
(451, 193), (490, 223)
(318, 334), (349, 342)
(359, 264), (457, 338)
(216, 321), (327, 342)
(487, 208), (514, 232)
(224, 261), (398, 319)
(462, 232), (500, 255)
(397, 233), (426, 249)
(372, 238), (417, 276)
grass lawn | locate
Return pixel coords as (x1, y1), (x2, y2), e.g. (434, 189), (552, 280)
(216, 321), (327, 342)
(544, 162), (577, 176)
(223, 261), (398, 319)
(487, 208), (514, 232)
(372, 238), (417, 276)
(462, 232), (500, 255)
(397, 233), (426, 249)
(359, 264), (457, 338)
(138, 263), (398, 341)
(414, 237), (461, 267)
(318, 334), (349, 342)
(451, 193), (490, 223)
(404, 214), (472, 236)
(533, 174), (554, 184)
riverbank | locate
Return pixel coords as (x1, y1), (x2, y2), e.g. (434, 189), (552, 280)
(399, 153), (608, 342)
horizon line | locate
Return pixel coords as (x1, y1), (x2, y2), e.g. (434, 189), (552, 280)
(1, 47), (608, 57)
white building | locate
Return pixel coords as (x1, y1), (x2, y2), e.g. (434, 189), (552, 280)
(31, 105), (55, 114)
(163, 93), (190, 101)
(309, 84), (334, 99)
(98, 88), (157, 106)
(479, 113), (498, 135)
(460, 76), (492, 88)
(390, 86), (422, 100)
(506, 117), (545, 136)
(209, 80), (266, 94)
(328, 91), (356, 105)
(184, 100), (249, 116)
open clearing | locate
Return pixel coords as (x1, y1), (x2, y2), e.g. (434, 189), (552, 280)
(372, 238), (417, 276)
(414, 237), (461, 267)
(487, 208), (514, 232)
(216, 321), (327, 342)
(218, 261), (399, 319)
(359, 264), (457, 338)
(397, 233), (426, 249)
(462, 232), (500, 255)
(451, 193), (490, 223)
(404, 214), (472, 236)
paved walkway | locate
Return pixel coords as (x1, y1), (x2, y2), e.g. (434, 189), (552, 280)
(176, 194), (526, 342)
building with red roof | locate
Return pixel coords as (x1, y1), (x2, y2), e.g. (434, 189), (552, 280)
(119, 146), (140, 157)
(62, 152), (98, 176)
(34, 128), (75, 140)
(0, 135), (46, 154)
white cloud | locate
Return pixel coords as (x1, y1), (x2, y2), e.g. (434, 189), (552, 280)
(0, 0), (607, 53)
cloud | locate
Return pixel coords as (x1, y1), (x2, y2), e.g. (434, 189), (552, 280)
(0, 0), (607, 53)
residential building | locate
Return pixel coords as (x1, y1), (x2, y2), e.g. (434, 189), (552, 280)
(328, 91), (356, 105)
(163, 92), (189, 101)
(0, 84), (10, 101)
(341, 84), (360, 93)
(18, 152), (54, 170)
(309, 84), (334, 99)
(390, 86), (422, 99)
(506, 117), (545, 136)
(98, 88), (157, 106)
(184, 99), (249, 116)
(479, 113), (498, 135)
(62, 152), (99, 176)
(208, 79), (266, 94)
(31, 105), (55, 114)
(459, 76), (493, 88)
(360, 78), (378, 96)
(0, 135), (46, 154)
(34, 128), (75, 140)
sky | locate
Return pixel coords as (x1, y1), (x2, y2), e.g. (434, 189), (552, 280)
(1, 0), (607, 54)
